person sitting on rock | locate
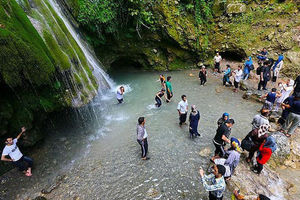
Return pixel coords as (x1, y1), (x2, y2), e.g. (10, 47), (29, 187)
(223, 64), (232, 86)
(257, 48), (268, 63)
(251, 109), (270, 130)
(1, 127), (33, 176)
(199, 164), (226, 200)
(212, 137), (242, 181)
(281, 92), (300, 137)
(242, 124), (270, 163)
(217, 112), (229, 127)
(252, 136), (276, 174)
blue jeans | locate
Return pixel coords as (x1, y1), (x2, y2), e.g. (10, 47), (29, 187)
(13, 156), (33, 171)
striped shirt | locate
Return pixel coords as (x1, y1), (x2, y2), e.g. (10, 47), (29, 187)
(201, 174), (226, 198)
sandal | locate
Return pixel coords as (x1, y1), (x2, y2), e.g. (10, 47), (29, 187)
(284, 133), (291, 138)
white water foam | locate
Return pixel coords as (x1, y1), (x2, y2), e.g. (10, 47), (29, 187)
(147, 104), (158, 110)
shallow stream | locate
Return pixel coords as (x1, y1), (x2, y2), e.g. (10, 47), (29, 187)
(0, 70), (261, 200)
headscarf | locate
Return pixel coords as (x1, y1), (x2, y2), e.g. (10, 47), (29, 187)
(288, 79), (294, 87)
(191, 105), (198, 116)
(263, 136), (277, 153)
(272, 55), (284, 71)
(222, 112), (229, 119)
(258, 124), (270, 138)
(231, 137), (242, 153)
(244, 56), (253, 66)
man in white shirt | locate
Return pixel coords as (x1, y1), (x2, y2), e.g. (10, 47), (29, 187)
(214, 52), (222, 74)
(233, 65), (243, 92)
(177, 95), (188, 127)
(1, 127), (33, 176)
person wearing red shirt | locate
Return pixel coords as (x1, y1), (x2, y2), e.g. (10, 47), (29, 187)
(252, 136), (276, 174)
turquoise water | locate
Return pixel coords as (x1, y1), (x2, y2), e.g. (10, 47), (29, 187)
(0, 70), (261, 199)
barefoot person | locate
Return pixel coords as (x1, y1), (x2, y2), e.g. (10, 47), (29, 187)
(136, 117), (150, 160)
(177, 95), (188, 127)
(199, 164), (226, 200)
(1, 127), (33, 176)
(155, 88), (168, 107)
(116, 86), (125, 103)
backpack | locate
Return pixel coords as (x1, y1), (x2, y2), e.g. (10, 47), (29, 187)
(256, 66), (262, 75)
(241, 136), (255, 151)
(249, 64), (254, 71)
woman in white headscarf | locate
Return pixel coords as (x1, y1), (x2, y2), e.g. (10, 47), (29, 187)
(274, 79), (294, 112)
(189, 105), (200, 138)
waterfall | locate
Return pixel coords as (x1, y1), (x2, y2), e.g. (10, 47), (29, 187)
(47, 0), (114, 93)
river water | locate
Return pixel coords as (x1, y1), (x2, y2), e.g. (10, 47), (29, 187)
(0, 70), (261, 200)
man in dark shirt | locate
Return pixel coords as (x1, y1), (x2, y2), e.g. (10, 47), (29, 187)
(282, 92), (300, 137)
(213, 119), (235, 158)
(293, 75), (300, 95)
(258, 62), (271, 91)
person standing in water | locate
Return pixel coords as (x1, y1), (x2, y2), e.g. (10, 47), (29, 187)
(155, 88), (168, 107)
(136, 117), (150, 160)
(189, 105), (200, 138)
(233, 65), (243, 92)
(1, 127), (33, 176)
(213, 119), (235, 158)
(158, 74), (166, 88)
(165, 76), (173, 103)
(116, 86), (125, 103)
(199, 65), (207, 86)
(177, 95), (188, 127)
(214, 52), (222, 75)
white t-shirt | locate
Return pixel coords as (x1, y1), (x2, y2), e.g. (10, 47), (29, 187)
(277, 83), (293, 103)
(116, 89), (123, 100)
(177, 100), (188, 114)
(214, 55), (222, 63)
(143, 129), (148, 139)
(2, 139), (23, 161)
(234, 69), (243, 82)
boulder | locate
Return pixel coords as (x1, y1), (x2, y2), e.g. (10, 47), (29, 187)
(270, 132), (291, 161)
(239, 80), (249, 91)
(226, 3), (246, 14)
(228, 159), (288, 200)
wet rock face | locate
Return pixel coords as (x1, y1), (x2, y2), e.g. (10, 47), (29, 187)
(226, 3), (246, 14)
(271, 132), (291, 160)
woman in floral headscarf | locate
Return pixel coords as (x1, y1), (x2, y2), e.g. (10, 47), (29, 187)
(189, 105), (200, 138)
(243, 124), (270, 163)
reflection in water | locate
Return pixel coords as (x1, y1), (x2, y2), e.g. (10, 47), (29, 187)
(1, 70), (262, 200)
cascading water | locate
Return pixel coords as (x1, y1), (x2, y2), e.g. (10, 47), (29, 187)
(47, 0), (114, 94)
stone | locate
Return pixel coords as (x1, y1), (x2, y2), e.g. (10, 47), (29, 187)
(198, 147), (212, 157)
(152, 49), (158, 54)
(226, 3), (246, 14)
(270, 132), (290, 161)
(239, 80), (249, 91)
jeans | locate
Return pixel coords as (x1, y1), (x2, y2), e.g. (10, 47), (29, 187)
(13, 156), (33, 171)
(282, 112), (300, 135)
(223, 76), (232, 86)
(209, 191), (223, 200)
(137, 138), (148, 158)
(243, 73), (249, 80)
(155, 96), (162, 107)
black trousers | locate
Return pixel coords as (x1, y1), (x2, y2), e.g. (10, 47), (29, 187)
(234, 80), (239, 89)
(13, 156), (33, 171)
(209, 192), (223, 200)
(213, 142), (225, 157)
(215, 63), (220, 73)
(254, 162), (263, 173)
(179, 113), (187, 125)
(258, 79), (267, 90)
(166, 92), (173, 103)
(200, 76), (207, 85)
(137, 138), (148, 158)
(155, 96), (162, 107)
